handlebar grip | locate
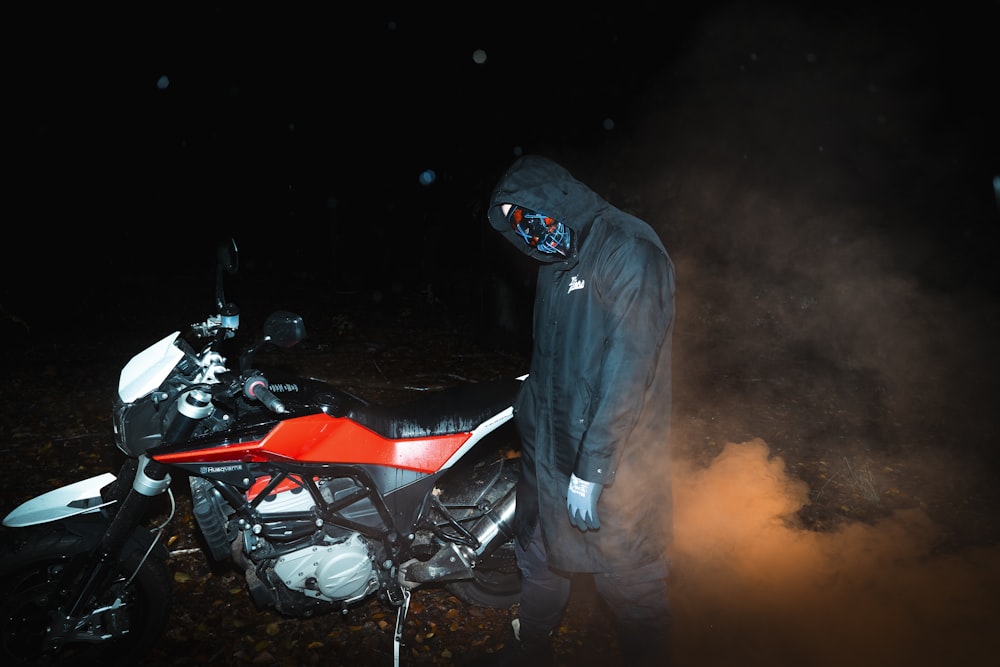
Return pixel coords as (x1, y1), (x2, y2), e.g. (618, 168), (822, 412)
(243, 375), (286, 414)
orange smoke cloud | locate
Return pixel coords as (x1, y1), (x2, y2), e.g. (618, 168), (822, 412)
(669, 438), (1000, 667)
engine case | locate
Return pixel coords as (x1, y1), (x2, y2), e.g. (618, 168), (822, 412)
(272, 533), (377, 603)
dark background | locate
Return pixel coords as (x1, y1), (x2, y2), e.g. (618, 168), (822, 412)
(7, 1), (685, 316)
(6, 1), (996, 333)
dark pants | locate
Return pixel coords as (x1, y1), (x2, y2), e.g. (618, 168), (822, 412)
(514, 523), (672, 666)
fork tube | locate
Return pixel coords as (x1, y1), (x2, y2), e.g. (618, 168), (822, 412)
(67, 456), (171, 617)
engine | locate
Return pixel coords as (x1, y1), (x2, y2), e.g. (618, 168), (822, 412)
(270, 532), (377, 603)
(189, 476), (382, 615)
(188, 452), (520, 617)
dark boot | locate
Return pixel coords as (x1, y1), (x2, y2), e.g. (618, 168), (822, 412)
(476, 619), (554, 667)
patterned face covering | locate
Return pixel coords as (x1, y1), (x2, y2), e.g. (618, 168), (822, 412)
(506, 205), (573, 256)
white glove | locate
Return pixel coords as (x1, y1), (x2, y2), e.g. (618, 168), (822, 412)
(567, 473), (603, 531)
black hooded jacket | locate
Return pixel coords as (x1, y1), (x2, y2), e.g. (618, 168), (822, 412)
(487, 155), (675, 572)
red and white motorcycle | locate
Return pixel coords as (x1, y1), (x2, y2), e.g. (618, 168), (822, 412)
(1, 239), (523, 666)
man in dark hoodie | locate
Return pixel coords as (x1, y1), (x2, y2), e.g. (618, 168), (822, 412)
(482, 155), (675, 666)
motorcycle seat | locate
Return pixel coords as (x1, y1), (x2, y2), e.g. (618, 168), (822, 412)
(345, 377), (521, 440)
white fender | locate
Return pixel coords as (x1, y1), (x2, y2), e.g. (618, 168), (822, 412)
(3, 472), (117, 528)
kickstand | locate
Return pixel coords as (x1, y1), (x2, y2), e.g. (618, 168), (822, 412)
(393, 587), (411, 667)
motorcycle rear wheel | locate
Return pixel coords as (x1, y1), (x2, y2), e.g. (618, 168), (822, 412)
(0, 519), (172, 667)
(445, 544), (521, 608)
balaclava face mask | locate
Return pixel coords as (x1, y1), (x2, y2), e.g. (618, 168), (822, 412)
(506, 205), (574, 257)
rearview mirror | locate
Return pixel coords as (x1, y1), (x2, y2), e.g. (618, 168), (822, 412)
(262, 311), (306, 348)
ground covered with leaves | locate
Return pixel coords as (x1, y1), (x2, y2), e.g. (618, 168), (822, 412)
(2, 274), (998, 666)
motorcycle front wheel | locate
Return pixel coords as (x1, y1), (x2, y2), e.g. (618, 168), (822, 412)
(0, 518), (172, 667)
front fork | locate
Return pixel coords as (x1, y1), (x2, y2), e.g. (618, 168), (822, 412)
(54, 456), (171, 642)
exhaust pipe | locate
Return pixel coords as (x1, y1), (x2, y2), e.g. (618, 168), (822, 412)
(467, 483), (516, 560)
(400, 483), (517, 585)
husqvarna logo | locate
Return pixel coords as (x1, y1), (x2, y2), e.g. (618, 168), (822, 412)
(568, 276), (586, 294)
(200, 464), (243, 475)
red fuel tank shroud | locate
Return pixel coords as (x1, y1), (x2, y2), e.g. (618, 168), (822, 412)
(153, 413), (473, 474)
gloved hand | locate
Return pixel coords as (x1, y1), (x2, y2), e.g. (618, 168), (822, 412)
(567, 473), (603, 531)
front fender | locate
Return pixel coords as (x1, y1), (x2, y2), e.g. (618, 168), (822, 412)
(2, 472), (117, 528)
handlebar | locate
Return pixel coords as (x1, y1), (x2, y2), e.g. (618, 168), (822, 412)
(242, 373), (286, 414)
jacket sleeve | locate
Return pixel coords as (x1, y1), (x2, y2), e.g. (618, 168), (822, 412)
(573, 236), (674, 486)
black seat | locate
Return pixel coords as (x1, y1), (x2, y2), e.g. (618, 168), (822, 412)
(346, 378), (522, 439)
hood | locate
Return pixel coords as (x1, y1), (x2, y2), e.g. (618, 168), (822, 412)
(488, 155), (607, 262)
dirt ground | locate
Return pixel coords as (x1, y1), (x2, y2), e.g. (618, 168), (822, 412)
(1, 271), (998, 666)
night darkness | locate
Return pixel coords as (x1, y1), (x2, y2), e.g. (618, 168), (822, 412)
(7, 2), (688, 312)
(5, 2), (998, 324)
(3, 2), (1000, 665)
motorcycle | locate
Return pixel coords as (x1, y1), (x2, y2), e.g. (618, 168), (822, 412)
(0, 238), (524, 665)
